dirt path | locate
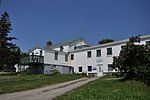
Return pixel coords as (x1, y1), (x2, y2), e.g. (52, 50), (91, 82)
(0, 77), (98, 100)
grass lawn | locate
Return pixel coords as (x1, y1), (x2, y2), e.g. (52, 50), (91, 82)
(0, 74), (82, 94)
(55, 77), (150, 100)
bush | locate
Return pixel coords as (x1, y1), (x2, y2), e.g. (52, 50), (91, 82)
(52, 69), (60, 75)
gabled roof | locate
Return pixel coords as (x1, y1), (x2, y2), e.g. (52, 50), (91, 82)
(52, 37), (89, 48)
(29, 47), (43, 53)
(45, 48), (68, 54)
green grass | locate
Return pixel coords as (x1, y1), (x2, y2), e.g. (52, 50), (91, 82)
(0, 74), (82, 94)
(55, 77), (150, 100)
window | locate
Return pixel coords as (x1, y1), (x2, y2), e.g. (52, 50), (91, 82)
(55, 52), (58, 60)
(146, 41), (150, 47)
(87, 51), (91, 58)
(108, 64), (113, 71)
(79, 67), (82, 72)
(96, 49), (101, 57)
(107, 48), (112, 55)
(88, 66), (92, 71)
(71, 54), (74, 60)
(65, 54), (68, 62)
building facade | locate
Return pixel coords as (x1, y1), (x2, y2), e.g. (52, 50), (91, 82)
(19, 35), (150, 77)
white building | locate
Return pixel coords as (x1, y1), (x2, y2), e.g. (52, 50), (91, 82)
(20, 35), (150, 77)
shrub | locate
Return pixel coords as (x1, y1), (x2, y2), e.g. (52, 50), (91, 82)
(52, 69), (60, 75)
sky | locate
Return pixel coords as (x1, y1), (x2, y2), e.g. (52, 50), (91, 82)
(1, 0), (150, 52)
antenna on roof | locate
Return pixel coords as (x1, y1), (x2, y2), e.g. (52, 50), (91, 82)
(79, 22), (85, 40)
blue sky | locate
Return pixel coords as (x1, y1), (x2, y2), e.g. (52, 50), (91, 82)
(1, 0), (150, 52)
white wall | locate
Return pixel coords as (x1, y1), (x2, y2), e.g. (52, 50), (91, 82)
(44, 49), (68, 66)
(26, 36), (150, 76)
(69, 44), (123, 75)
(54, 46), (69, 52)
(69, 38), (150, 77)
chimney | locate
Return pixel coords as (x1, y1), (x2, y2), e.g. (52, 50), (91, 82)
(46, 41), (52, 49)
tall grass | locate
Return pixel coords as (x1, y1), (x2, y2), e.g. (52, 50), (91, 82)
(0, 74), (82, 94)
(55, 77), (150, 100)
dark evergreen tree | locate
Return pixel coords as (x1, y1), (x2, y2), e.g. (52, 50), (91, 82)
(0, 12), (20, 71)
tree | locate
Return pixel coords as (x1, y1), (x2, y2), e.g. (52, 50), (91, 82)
(98, 39), (114, 44)
(20, 52), (29, 58)
(0, 12), (20, 71)
(113, 36), (150, 83)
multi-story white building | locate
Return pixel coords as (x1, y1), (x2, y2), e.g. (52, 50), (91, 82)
(19, 35), (150, 77)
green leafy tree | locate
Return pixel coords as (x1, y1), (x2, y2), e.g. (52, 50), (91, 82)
(98, 39), (114, 44)
(113, 36), (150, 82)
(20, 52), (29, 58)
(0, 12), (20, 71)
